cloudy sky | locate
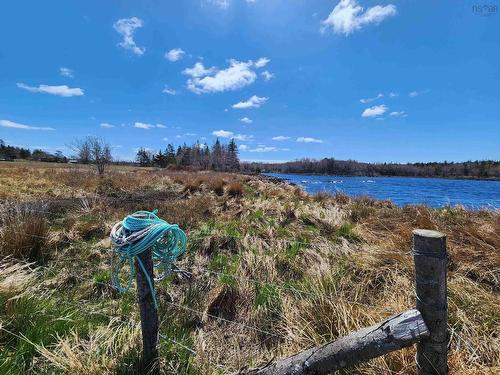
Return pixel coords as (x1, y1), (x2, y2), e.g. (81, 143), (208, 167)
(1, 0), (499, 162)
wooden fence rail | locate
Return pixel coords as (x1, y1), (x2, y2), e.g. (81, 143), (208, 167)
(246, 309), (429, 375)
(242, 229), (448, 375)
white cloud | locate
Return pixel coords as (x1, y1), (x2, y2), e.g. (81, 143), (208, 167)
(165, 48), (185, 62)
(162, 86), (176, 95)
(361, 104), (388, 118)
(212, 129), (233, 138)
(389, 92), (398, 97)
(360, 93), (383, 104)
(249, 146), (278, 153)
(17, 83), (84, 97)
(272, 136), (290, 141)
(100, 123), (114, 128)
(184, 132), (198, 136)
(0, 119), (55, 131)
(296, 137), (324, 143)
(163, 137), (169, 141)
(389, 111), (407, 117)
(261, 70), (274, 81)
(59, 67), (74, 78)
(409, 89), (430, 98)
(321, 0), (396, 35)
(183, 58), (268, 94)
(207, 0), (230, 9)
(212, 129), (253, 141)
(113, 17), (145, 55)
(232, 95), (268, 109)
(183, 62), (217, 78)
(239, 144), (249, 151)
(135, 122), (154, 130)
(240, 117), (253, 124)
(234, 134), (254, 141)
(186, 60), (255, 94)
(134, 122), (165, 130)
(254, 57), (270, 68)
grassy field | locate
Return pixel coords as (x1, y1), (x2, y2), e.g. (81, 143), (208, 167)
(0, 161), (498, 374)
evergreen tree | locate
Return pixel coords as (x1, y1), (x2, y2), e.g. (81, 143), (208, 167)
(153, 150), (168, 168)
(179, 143), (191, 166)
(166, 144), (176, 166)
(136, 147), (151, 167)
(227, 138), (240, 171)
(211, 139), (223, 170)
(201, 143), (210, 169)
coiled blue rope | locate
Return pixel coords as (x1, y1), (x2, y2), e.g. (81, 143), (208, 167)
(110, 210), (187, 309)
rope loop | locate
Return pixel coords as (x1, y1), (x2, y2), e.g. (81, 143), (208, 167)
(110, 210), (187, 308)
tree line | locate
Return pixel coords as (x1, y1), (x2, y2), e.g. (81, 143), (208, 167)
(241, 158), (500, 179)
(0, 139), (67, 162)
(1, 137), (240, 173)
(135, 139), (240, 172)
(3, 137), (498, 179)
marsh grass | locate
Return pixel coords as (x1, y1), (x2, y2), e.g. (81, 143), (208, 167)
(0, 162), (498, 374)
(0, 202), (49, 261)
(226, 181), (244, 198)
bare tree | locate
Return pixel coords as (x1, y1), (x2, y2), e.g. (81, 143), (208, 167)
(72, 136), (112, 175)
(74, 139), (91, 164)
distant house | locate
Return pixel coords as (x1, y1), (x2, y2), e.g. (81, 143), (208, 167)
(0, 155), (14, 162)
(68, 158), (78, 164)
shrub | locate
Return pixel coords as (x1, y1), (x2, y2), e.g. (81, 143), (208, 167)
(226, 182), (243, 198)
(183, 178), (202, 193)
(172, 175), (185, 184)
(96, 177), (119, 196)
(0, 203), (49, 261)
(349, 199), (375, 222)
(333, 192), (350, 205)
(157, 196), (215, 230)
(313, 191), (332, 203)
(209, 178), (225, 196)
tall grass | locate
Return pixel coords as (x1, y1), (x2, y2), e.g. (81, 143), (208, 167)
(0, 203), (49, 261)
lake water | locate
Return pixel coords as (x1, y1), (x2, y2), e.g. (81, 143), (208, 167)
(265, 173), (500, 209)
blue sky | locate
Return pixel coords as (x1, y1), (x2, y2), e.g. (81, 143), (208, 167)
(0, 0), (499, 163)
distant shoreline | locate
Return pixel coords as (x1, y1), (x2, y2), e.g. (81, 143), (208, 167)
(262, 172), (500, 182)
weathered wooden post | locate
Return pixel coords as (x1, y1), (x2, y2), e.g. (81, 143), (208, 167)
(413, 229), (448, 375)
(135, 248), (159, 374)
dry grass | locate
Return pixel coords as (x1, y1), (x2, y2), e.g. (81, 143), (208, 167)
(0, 202), (49, 261)
(35, 320), (142, 375)
(0, 161), (498, 374)
(208, 178), (225, 196)
(226, 181), (244, 198)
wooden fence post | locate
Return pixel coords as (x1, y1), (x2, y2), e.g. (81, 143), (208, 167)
(413, 229), (448, 375)
(135, 248), (159, 374)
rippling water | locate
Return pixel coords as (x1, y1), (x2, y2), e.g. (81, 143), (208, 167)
(264, 173), (500, 209)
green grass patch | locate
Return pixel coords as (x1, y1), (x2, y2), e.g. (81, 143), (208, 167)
(0, 294), (108, 374)
(335, 223), (360, 243)
(209, 254), (239, 287)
